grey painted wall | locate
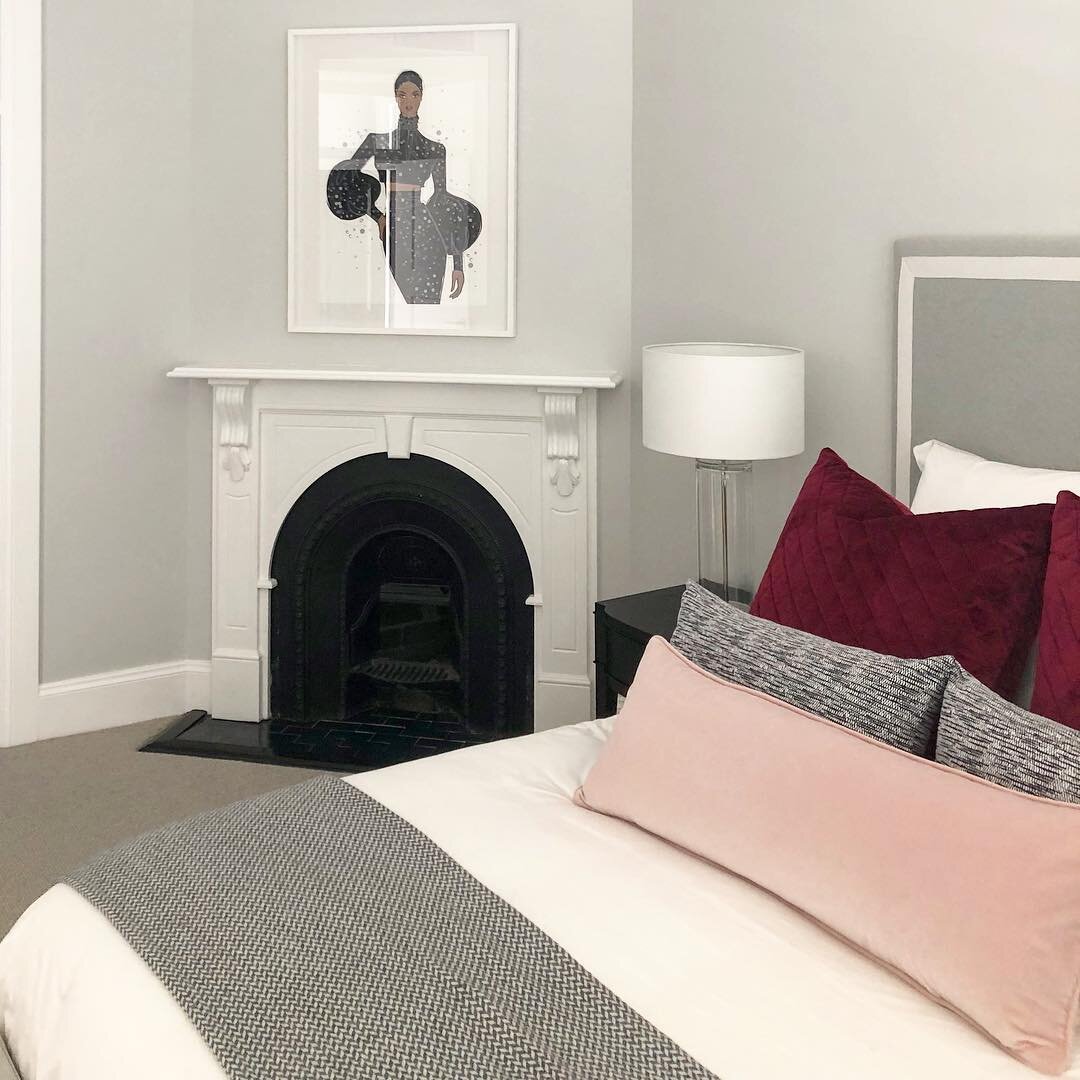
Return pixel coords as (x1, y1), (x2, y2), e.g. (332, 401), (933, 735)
(41, 0), (195, 680)
(182, 0), (635, 658)
(43, 0), (1080, 680)
(630, 0), (1080, 592)
(41, 1), (633, 678)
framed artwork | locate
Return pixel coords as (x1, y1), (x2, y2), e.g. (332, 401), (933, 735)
(288, 24), (517, 337)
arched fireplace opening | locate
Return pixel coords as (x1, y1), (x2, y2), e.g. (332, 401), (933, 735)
(268, 454), (534, 768)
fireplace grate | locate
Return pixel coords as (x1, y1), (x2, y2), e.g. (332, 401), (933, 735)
(354, 657), (460, 688)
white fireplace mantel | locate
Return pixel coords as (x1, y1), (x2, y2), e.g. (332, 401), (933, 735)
(168, 367), (621, 390)
(170, 366), (621, 733)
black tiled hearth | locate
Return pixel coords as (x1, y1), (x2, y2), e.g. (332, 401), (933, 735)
(141, 709), (491, 772)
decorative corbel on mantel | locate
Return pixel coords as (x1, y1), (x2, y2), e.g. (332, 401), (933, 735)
(540, 389), (583, 497)
(211, 380), (252, 483)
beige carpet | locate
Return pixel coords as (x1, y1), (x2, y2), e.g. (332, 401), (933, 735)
(0, 718), (328, 937)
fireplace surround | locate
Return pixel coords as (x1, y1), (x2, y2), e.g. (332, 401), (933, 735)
(169, 367), (619, 741)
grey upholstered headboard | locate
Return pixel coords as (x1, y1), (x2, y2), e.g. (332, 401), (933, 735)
(894, 239), (1080, 503)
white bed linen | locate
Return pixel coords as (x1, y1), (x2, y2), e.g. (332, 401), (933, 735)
(2, 717), (1076, 1079)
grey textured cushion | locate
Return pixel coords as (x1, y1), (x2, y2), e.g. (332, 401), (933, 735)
(670, 581), (955, 756)
(936, 668), (1080, 803)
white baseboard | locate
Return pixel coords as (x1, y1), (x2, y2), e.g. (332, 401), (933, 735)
(36, 660), (211, 742)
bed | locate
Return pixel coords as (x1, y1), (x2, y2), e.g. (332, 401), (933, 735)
(5, 718), (1076, 1080)
(4, 242), (1080, 1079)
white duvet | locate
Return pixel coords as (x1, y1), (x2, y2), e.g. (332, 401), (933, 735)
(1, 716), (1073, 1079)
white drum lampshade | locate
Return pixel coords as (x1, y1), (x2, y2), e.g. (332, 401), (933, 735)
(642, 343), (805, 602)
(643, 343), (804, 460)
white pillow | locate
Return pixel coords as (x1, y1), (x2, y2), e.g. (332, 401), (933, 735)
(910, 439), (1080, 514)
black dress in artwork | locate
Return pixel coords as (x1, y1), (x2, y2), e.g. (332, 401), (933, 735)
(326, 117), (481, 306)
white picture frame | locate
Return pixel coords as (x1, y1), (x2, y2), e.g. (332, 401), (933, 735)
(288, 23), (517, 337)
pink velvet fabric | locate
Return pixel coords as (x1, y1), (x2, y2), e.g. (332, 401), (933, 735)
(577, 637), (1080, 1075)
(1031, 492), (1080, 728)
(750, 448), (1052, 698)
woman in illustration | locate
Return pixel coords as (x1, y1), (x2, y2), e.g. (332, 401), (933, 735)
(327, 70), (481, 305)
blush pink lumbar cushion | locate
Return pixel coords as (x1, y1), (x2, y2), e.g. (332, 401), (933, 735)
(576, 637), (1080, 1075)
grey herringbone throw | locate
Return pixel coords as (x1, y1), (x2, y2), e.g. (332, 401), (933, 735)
(66, 777), (715, 1080)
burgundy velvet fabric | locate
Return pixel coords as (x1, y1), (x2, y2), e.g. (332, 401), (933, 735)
(1031, 492), (1080, 729)
(750, 449), (1053, 699)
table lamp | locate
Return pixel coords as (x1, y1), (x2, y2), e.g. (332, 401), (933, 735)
(642, 343), (805, 603)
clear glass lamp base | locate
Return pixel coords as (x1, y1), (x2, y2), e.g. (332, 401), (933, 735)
(696, 459), (753, 607)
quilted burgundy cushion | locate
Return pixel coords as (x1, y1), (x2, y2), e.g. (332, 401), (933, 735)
(1031, 492), (1080, 729)
(750, 449), (1053, 699)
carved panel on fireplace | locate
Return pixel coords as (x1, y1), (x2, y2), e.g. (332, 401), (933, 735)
(269, 454), (533, 766)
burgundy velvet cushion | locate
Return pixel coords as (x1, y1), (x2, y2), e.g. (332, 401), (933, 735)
(1031, 492), (1080, 729)
(750, 449), (1053, 699)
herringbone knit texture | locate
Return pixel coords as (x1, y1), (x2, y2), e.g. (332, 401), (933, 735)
(67, 777), (715, 1080)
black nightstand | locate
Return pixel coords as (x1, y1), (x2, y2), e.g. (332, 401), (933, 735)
(594, 585), (685, 717)
(594, 583), (754, 716)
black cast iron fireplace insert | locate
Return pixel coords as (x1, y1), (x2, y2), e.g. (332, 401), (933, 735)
(265, 453), (534, 767)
